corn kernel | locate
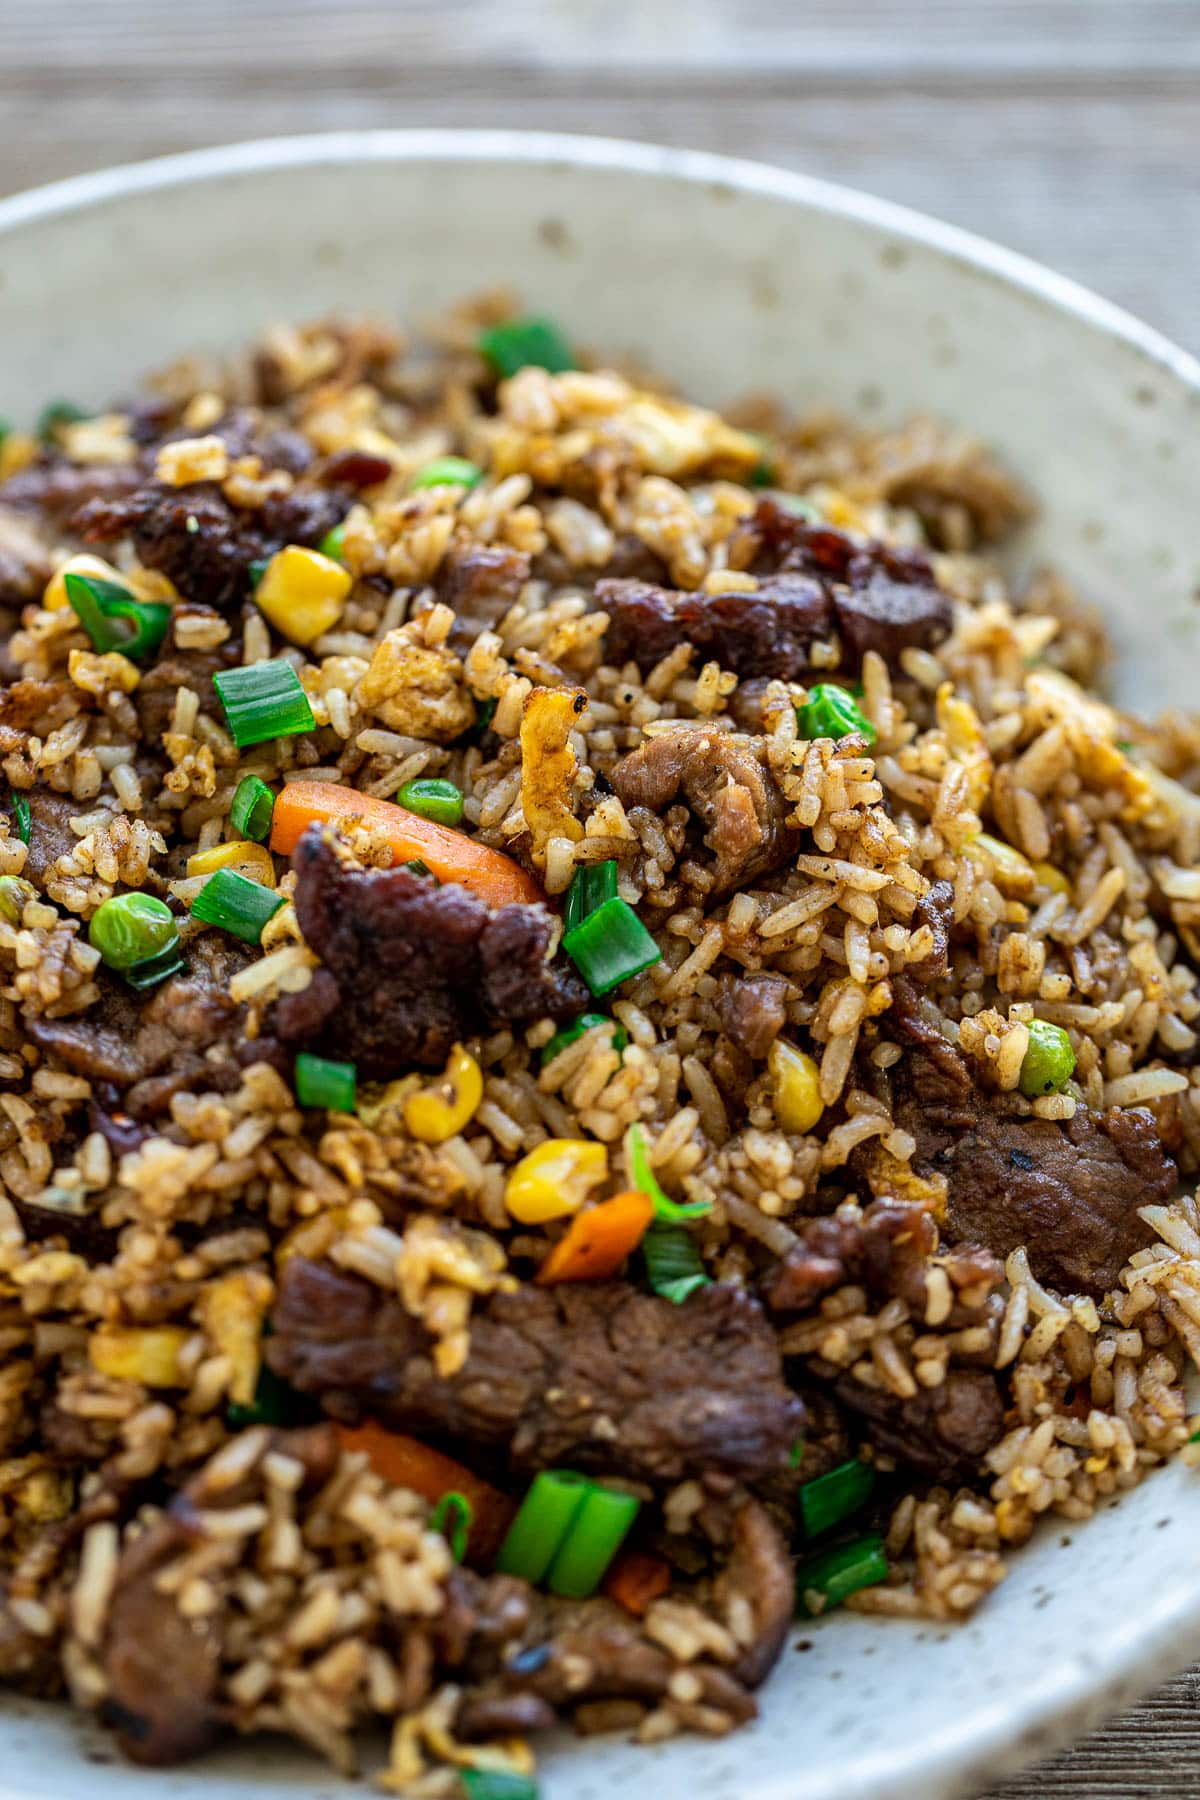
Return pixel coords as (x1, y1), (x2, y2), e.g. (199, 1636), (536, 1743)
(769, 1039), (824, 1134)
(1032, 861), (1071, 896)
(43, 552), (122, 612)
(0, 431), (38, 480)
(89, 1325), (189, 1387)
(187, 840), (276, 887)
(254, 544), (352, 647)
(200, 1269), (272, 1406)
(404, 1044), (483, 1144)
(505, 1137), (608, 1224)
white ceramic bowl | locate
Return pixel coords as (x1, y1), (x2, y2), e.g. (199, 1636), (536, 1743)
(1, 131), (1199, 1800)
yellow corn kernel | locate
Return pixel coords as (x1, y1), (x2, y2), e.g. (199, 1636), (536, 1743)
(43, 552), (122, 612)
(187, 839), (276, 887)
(200, 1268), (272, 1406)
(89, 1325), (189, 1387)
(0, 431), (38, 480)
(505, 1137), (608, 1224)
(254, 544), (352, 647)
(964, 831), (1035, 897)
(769, 1039), (824, 1134)
(404, 1044), (483, 1144)
(1032, 861), (1071, 896)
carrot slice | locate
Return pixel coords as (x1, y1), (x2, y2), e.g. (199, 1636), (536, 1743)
(336, 1422), (515, 1565)
(536, 1188), (655, 1284)
(602, 1549), (671, 1617)
(270, 778), (541, 908)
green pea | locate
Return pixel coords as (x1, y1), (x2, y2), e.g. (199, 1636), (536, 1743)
(796, 683), (877, 746)
(1018, 1019), (1076, 1098)
(396, 777), (464, 827)
(0, 876), (36, 925)
(88, 892), (179, 971)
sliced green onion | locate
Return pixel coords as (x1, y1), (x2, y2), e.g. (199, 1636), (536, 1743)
(563, 896), (660, 996)
(748, 434), (776, 488)
(247, 558), (271, 590)
(228, 1327), (296, 1428)
(795, 1533), (889, 1617)
(788, 1438), (806, 1470)
(626, 1122), (710, 1222)
(544, 1485), (641, 1599)
(0, 418), (9, 448)
(473, 696), (498, 734)
(124, 940), (187, 991)
(1018, 1019), (1076, 1099)
(410, 456), (482, 492)
(190, 866), (285, 944)
(460, 1771), (538, 1800)
(429, 1491), (473, 1564)
(799, 1459), (875, 1540)
(318, 522), (347, 562)
(642, 1222), (710, 1305)
(397, 777), (464, 827)
(88, 892), (179, 972)
(478, 316), (574, 379)
(7, 790), (30, 846)
(403, 858), (436, 880)
(563, 859), (618, 935)
(796, 683), (877, 746)
(213, 659), (315, 748)
(539, 1013), (628, 1067)
(294, 1052), (357, 1113)
(63, 572), (171, 661)
(495, 1469), (593, 1585)
(37, 400), (88, 441)
(230, 774), (275, 842)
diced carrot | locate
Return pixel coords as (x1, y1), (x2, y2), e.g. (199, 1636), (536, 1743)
(336, 1422), (515, 1565)
(535, 1188), (655, 1284)
(270, 779), (541, 908)
(602, 1549), (671, 1617)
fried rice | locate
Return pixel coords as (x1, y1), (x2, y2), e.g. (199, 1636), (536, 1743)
(0, 293), (1197, 1795)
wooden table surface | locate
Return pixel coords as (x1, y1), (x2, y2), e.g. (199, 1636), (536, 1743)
(1, 2), (1198, 1794)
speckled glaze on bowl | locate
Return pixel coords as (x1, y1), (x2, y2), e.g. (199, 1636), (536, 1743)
(0, 131), (1198, 1800)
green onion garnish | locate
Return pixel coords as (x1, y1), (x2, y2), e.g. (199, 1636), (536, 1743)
(796, 683), (877, 746)
(88, 892), (179, 972)
(799, 1459), (875, 1540)
(626, 1122), (710, 1222)
(0, 418), (10, 449)
(230, 774), (276, 842)
(429, 1490), (473, 1564)
(795, 1533), (889, 1617)
(190, 867), (285, 944)
(7, 790), (30, 847)
(748, 434), (776, 488)
(1017, 1019), (1076, 1099)
(213, 659), (315, 748)
(228, 1327), (295, 1428)
(397, 777), (464, 827)
(63, 572), (171, 662)
(410, 456), (483, 492)
(544, 1484), (641, 1600)
(642, 1223), (710, 1304)
(247, 558), (271, 590)
(563, 860), (618, 935)
(403, 858), (436, 880)
(460, 1772), (538, 1800)
(124, 940), (187, 991)
(294, 1052), (357, 1113)
(563, 896), (660, 996)
(539, 1013), (629, 1067)
(474, 696), (498, 734)
(495, 1469), (593, 1585)
(788, 1438), (806, 1469)
(478, 316), (574, 379)
(36, 400), (88, 441)
(317, 522), (347, 563)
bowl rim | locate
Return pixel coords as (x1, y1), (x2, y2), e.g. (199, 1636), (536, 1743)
(1, 125), (1199, 1800)
(0, 126), (1197, 398)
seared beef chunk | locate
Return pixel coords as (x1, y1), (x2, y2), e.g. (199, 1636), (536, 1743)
(26, 935), (265, 1120)
(610, 726), (799, 897)
(77, 480), (347, 611)
(602, 570), (832, 680)
(910, 877), (956, 983)
(886, 984), (1172, 1295)
(0, 457), (145, 525)
(102, 1427), (337, 1764)
(715, 970), (789, 1060)
(272, 828), (586, 1075)
(0, 1587), (60, 1693)
(712, 1499), (795, 1688)
(438, 543), (531, 650)
(833, 1367), (1005, 1480)
(269, 1258), (805, 1487)
(19, 787), (81, 889)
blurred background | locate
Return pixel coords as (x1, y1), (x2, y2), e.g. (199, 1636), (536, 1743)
(1, 0), (1197, 353)
(2, 1), (1199, 1794)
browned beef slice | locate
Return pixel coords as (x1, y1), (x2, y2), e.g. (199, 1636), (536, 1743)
(272, 828), (586, 1074)
(269, 1258), (805, 1486)
(885, 987), (1172, 1296)
(20, 786), (82, 888)
(0, 456), (145, 525)
(438, 543), (531, 649)
(715, 971), (789, 1059)
(0, 1587), (61, 1693)
(765, 1197), (1001, 1323)
(610, 726), (799, 896)
(834, 1367), (1005, 1479)
(910, 877), (956, 983)
(713, 1499), (795, 1688)
(77, 480), (347, 610)
(601, 570), (832, 679)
